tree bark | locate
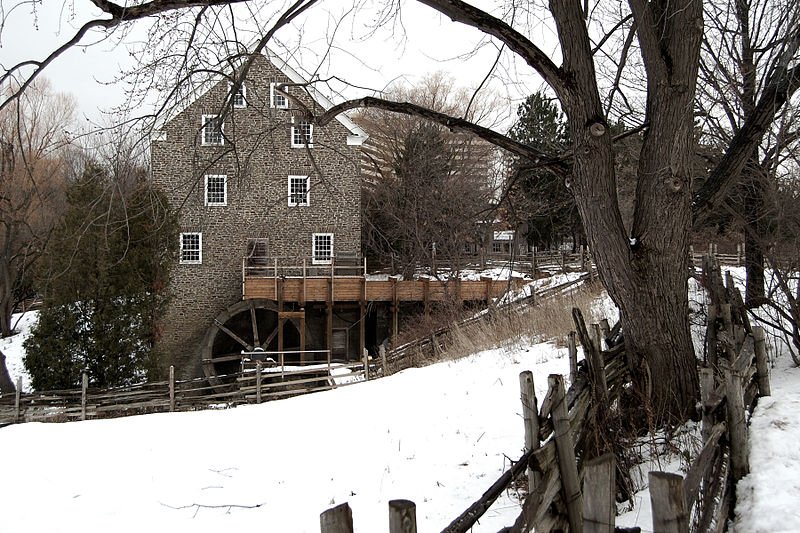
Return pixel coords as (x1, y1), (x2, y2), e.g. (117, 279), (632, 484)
(0, 350), (16, 394)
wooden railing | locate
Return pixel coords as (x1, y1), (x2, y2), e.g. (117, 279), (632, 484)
(318, 257), (770, 532)
(0, 349), (379, 425)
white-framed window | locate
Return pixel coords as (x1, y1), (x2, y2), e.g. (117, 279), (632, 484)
(288, 175), (310, 206)
(291, 118), (313, 148)
(201, 115), (224, 146)
(270, 82), (288, 109)
(231, 83), (246, 108)
(205, 174), (227, 206)
(312, 233), (333, 265)
(180, 232), (202, 264)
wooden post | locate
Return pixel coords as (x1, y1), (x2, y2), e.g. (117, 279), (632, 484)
(327, 278), (334, 357)
(549, 374), (583, 533)
(699, 367), (714, 442)
(723, 360), (749, 481)
(81, 372), (88, 421)
(753, 326), (771, 397)
(706, 304), (718, 367)
(359, 277), (366, 366)
(579, 244), (585, 270)
(519, 371), (540, 494)
(720, 303), (733, 355)
(14, 376), (22, 423)
(568, 331), (578, 384)
(380, 344), (387, 376)
(591, 323), (603, 352)
(256, 360), (263, 404)
(736, 243), (743, 266)
(582, 453), (616, 533)
(300, 311), (307, 365)
(363, 348), (370, 381)
(278, 315), (284, 355)
(169, 365), (175, 412)
(649, 472), (688, 533)
(320, 502), (354, 533)
(599, 319), (610, 344)
(388, 499), (417, 533)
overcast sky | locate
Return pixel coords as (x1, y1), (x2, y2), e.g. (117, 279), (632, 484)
(0, 1), (551, 129)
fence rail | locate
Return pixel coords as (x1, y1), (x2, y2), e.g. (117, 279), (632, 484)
(318, 255), (770, 532)
(0, 350), (380, 425)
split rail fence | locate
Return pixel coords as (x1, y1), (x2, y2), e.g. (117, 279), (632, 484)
(0, 354), (374, 424)
(319, 256), (770, 532)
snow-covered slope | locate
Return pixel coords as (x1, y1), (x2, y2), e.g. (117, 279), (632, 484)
(0, 339), (572, 532)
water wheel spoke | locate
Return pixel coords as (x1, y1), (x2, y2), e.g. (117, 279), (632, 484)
(214, 319), (253, 351)
(212, 353), (244, 364)
(249, 301), (260, 347)
(259, 328), (279, 350)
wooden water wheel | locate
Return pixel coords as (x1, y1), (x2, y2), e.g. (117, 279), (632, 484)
(201, 299), (302, 378)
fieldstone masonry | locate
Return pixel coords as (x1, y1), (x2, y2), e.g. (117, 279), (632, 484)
(151, 54), (364, 378)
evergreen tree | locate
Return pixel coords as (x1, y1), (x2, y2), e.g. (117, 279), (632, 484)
(24, 163), (177, 390)
(506, 92), (580, 250)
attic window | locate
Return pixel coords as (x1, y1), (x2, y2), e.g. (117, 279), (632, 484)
(201, 115), (224, 146)
(232, 83), (246, 108)
(291, 119), (313, 148)
(271, 82), (288, 109)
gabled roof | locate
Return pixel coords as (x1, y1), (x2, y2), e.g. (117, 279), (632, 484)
(152, 46), (368, 146)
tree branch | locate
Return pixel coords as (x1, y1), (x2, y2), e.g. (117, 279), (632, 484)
(694, 62), (800, 219)
(317, 96), (569, 177)
(414, 0), (569, 99)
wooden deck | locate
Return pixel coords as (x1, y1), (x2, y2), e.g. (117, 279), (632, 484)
(243, 275), (517, 303)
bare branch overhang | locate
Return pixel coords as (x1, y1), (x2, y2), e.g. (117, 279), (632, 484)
(0, 0), (315, 113)
(317, 97), (569, 177)
(415, 0), (569, 99)
(693, 62), (800, 221)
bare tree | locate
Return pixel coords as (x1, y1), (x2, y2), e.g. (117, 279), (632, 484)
(357, 74), (498, 275)
(0, 78), (74, 337)
(698, 0), (800, 303)
(4, 0), (800, 422)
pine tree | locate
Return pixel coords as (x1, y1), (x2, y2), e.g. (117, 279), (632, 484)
(23, 163), (177, 390)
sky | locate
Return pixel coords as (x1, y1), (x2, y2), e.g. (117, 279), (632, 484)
(0, 0), (551, 129)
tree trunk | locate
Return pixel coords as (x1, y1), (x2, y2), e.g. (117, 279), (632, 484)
(550, 0), (702, 421)
(0, 350), (16, 394)
(743, 170), (767, 303)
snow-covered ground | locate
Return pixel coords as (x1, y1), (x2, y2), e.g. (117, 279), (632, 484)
(2, 271), (799, 532)
(0, 311), (36, 391)
(0, 327), (574, 532)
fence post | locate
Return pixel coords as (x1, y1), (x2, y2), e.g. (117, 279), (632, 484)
(549, 374), (583, 533)
(320, 502), (354, 533)
(723, 360), (749, 481)
(380, 344), (387, 376)
(169, 365), (175, 412)
(363, 348), (370, 381)
(591, 323), (603, 352)
(519, 371), (540, 494)
(14, 376), (22, 423)
(753, 326), (771, 397)
(389, 499), (417, 533)
(582, 453), (616, 533)
(256, 360), (263, 404)
(81, 372), (88, 421)
(699, 367), (714, 442)
(649, 472), (688, 533)
(568, 331), (578, 384)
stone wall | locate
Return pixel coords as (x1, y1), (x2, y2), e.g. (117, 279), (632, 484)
(151, 55), (362, 378)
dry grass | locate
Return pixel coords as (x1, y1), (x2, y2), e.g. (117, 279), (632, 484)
(442, 280), (611, 360)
